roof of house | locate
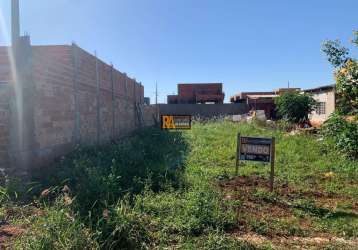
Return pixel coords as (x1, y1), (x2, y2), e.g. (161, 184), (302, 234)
(304, 84), (335, 93)
(246, 94), (278, 99)
(178, 83), (222, 86)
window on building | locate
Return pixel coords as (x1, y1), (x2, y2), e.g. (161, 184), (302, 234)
(316, 102), (326, 115)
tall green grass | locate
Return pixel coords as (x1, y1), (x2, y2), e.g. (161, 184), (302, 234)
(8, 120), (358, 249)
(33, 127), (189, 218)
(13, 196), (99, 250)
(14, 125), (238, 249)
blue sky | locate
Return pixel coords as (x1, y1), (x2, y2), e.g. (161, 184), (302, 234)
(0, 0), (357, 103)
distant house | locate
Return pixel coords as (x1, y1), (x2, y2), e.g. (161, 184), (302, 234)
(230, 88), (300, 119)
(304, 84), (336, 127)
(144, 97), (150, 105)
(167, 83), (225, 104)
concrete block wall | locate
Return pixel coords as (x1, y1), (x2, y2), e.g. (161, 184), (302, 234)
(143, 105), (157, 126)
(158, 104), (249, 118)
(0, 44), (153, 175)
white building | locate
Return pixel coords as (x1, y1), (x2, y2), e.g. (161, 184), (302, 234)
(304, 85), (336, 127)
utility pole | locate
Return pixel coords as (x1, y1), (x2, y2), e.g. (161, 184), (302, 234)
(155, 82), (159, 122)
(9, 0), (37, 177)
(155, 81), (158, 105)
(11, 0), (20, 46)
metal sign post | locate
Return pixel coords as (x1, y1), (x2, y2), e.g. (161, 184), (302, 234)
(236, 133), (276, 192)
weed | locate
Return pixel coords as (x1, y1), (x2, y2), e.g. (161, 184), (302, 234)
(293, 199), (331, 217)
(0, 185), (9, 203)
(271, 218), (306, 237)
(131, 183), (236, 246)
(253, 188), (279, 204)
(99, 198), (151, 250)
(198, 230), (258, 250)
(13, 196), (98, 250)
(313, 213), (358, 238)
(248, 219), (270, 236)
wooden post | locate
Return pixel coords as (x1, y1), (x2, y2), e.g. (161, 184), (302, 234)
(235, 133), (240, 225)
(270, 137), (275, 192)
(236, 133), (241, 176)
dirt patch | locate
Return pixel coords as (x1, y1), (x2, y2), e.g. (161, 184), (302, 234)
(0, 224), (24, 249)
(219, 175), (358, 248)
(0, 205), (38, 249)
(235, 233), (358, 250)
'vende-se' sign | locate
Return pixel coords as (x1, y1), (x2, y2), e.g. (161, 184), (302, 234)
(161, 115), (192, 129)
(239, 137), (272, 163)
(236, 134), (276, 191)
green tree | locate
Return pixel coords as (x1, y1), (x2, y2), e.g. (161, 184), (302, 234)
(335, 59), (358, 115)
(322, 40), (349, 68)
(321, 31), (358, 159)
(274, 91), (317, 123)
(353, 30), (358, 46)
(321, 113), (358, 159)
(322, 31), (358, 115)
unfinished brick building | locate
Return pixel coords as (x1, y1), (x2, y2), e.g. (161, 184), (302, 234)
(0, 1), (155, 176)
(167, 83), (225, 104)
(0, 40), (157, 176)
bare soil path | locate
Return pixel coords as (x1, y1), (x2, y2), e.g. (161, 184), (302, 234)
(219, 175), (358, 249)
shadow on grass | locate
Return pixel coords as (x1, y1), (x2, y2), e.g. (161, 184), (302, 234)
(293, 199), (358, 219)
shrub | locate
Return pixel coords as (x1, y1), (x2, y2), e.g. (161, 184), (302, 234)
(321, 113), (358, 159)
(34, 127), (188, 218)
(99, 199), (151, 250)
(335, 59), (358, 115)
(274, 91), (317, 123)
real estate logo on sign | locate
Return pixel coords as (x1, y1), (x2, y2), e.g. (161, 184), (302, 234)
(161, 115), (192, 129)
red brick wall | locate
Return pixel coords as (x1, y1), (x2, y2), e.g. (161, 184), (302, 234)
(32, 46), (76, 155)
(178, 83), (223, 97)
(31, 44), (151, 164)
(0, 47), (13, 83)
(0, 85), (11, 171)
(75, 47), (99, 145)
(0, 48), (12, 172)
(0, 44), (154, 172)
(173, 83), (225, 104)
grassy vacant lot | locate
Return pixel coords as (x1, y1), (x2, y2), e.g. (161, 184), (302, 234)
(186, 121), (358, 249)
(0, 120), (357, 249)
